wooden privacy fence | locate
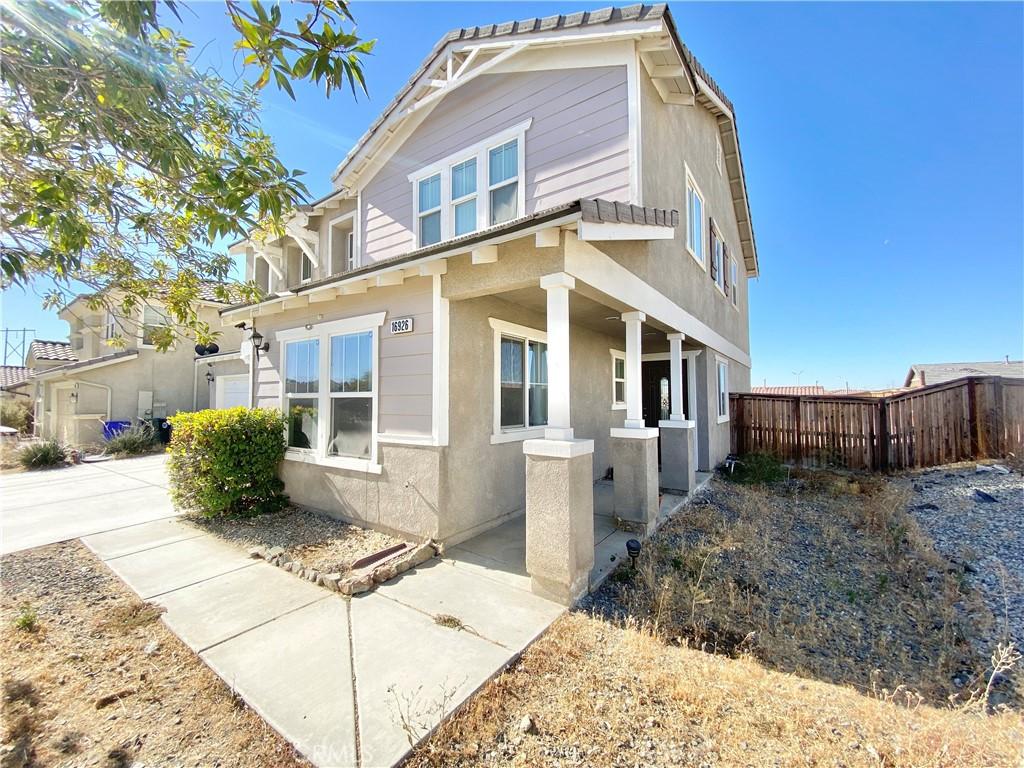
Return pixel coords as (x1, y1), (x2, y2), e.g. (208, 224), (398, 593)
(730, 376), (1023, 471)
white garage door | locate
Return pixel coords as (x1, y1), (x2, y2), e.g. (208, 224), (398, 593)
(215, 374), (249, 409)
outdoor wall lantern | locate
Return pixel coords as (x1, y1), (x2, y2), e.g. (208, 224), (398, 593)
(205, 370), (214, 384)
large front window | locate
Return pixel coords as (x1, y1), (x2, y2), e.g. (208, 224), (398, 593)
(500, 334), (547, 429)
(279, 314), (384, 467)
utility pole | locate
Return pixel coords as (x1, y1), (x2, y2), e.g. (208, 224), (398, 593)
(1, 329), (34, 366)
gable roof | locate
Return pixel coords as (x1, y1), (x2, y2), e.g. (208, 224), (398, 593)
(904, 360), (1024, 387)
(0, 366), (33, 389)
(326, 3), (759, 276)
(29, 340), (77, 362)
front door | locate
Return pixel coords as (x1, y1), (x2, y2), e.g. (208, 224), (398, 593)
(642, 358), (691, 464)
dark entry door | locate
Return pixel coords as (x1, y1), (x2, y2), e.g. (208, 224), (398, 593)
(641, 360), (671, 428)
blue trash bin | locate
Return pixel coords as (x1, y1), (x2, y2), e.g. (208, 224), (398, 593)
(103, 420), (132, 440)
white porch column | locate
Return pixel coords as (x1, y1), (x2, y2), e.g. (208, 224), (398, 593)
(540, 272), (575, 441)
(621, 310), (646, 429)
(668, 332), (685, 420)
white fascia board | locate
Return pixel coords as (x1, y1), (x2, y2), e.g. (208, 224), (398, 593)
(577, 221), (675, 242)
(34, 352), (139, 379)
(451, 21), (665, 54)
(564, 232), (751, 368)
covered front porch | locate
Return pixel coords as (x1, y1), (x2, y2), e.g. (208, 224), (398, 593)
(444, 475), (712, 595)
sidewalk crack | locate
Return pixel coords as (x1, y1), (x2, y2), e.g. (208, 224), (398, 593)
(347, 598), (362, 767)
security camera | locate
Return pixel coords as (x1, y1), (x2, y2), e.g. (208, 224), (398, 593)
(234, 321), (248, 330)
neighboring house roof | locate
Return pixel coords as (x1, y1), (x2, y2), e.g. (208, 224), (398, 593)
(0, 366), (33, 389)
(222, 198), (678, 315)
(904, 360), (1024, 387)
(194, 281), (241, 304)
(321, 3), (758, 277)
(32, 350), (139, 380)
(29, 340), (78, 362)
(751, 385), (826, 396)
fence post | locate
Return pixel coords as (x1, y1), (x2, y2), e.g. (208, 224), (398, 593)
(877, 398), (890, 472)
(967, 377), (981, 459)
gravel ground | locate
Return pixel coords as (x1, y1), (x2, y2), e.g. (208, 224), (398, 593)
(898, 463), (1024, 649)
(184, 507), (402, 576)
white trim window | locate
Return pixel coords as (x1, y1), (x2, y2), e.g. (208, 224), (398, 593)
(103, 311), (116, 341)
(410, 119), (531, 248)
(417, 173), (442, 247)
(729, 255), (738, 307)
(277, 312), (386, 471)
(300, 253), (314, 283)
(716, 355), (730, 423)
(610, 349), (626, 409)
(685, 166), (706, 268)
(489, 318), (547, 441)
(327, 211), (357, 275)
(488, 139), (519, 226)
(710, 222), (726, 294)
(140, 305), (170, 348)
(451, 157), (477, 236)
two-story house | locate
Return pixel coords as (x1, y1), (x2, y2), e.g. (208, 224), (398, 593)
(223, 4), (759, 603)
(31, 286), (246, 446)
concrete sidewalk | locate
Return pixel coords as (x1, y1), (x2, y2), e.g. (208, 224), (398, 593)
(83, 517), (563, 768)
(1, 454), (175, 554)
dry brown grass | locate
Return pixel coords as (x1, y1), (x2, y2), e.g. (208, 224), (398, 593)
(408, 613), (1023, 768)
(612, 473), (1005, 707)
(1, 541), (309, 768)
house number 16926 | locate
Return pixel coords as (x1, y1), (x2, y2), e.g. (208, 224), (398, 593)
(390, 317), (413, 335)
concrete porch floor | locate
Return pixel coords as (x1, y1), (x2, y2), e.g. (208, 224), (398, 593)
(446, 472), (713, 595)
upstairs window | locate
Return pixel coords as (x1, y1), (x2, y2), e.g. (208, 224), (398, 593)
(141, 306), (170, 347)
(418, 174), (441, 246)
(686, 169), (705, 267)
(488, 139), (519, 225)
(301, 253), (314, 283)
(103, 312), (116, 340)
(729, 256), (738, 306)
(409, 120), (531, 248)
(347, 232), (357, 271)
(710, 223), (725, 294)
(451, 158), (477, 237)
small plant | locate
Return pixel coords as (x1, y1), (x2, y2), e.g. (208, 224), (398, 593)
(167, 407), (287, 517)
(723, 452), (787, 485)
(0, 400), (32, 434)
(17, 439), (67, 470)
(104, 422), (157, 456)
(14, 604), (37, 632)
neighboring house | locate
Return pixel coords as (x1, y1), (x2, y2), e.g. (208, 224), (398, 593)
(904, 359), (1024, 388)
(0, 365), (34, 401)
(224, 4), (758, 603)
(29, 287), (245, 446)
(752, 385), (825, 396)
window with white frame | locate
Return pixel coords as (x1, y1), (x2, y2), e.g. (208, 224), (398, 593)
(410, 120), (530, 248)
(729, 255), (738, 306)
(490, 319), (547, 435)
(103, 311), (116, 340)
(686, 170), (705, 267)
(279, 313), (384, 467)
(141, 306), (169, 347)
(451, 157), (477, 236)
(418, 173), (442, 246)
(716, 357), (730, 422)
(301, 253), (314, 283)
(488, 139), (519, 226)
(710, 223), (725, 294)
(347, 232), (356, 271)
(610, 350), (626, 409)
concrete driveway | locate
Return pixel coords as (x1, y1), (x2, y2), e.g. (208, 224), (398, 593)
(1, 453), (175, 554)
(2, 453), (564, 767)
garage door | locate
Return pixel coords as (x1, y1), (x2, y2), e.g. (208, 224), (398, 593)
(215, 374), (249, 409)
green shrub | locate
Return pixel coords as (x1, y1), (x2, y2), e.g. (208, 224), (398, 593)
(17, 439), (68, 470)
(724, 451), (788, 485)
(167, 407), (287, 517)
(104, 422), (157, 456)
(0, 399), (32, 434)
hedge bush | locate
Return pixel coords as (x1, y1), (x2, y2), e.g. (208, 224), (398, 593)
(167, 407), (287, 517)
(1, 400), (32, 434)
(104, 422), (158, 456)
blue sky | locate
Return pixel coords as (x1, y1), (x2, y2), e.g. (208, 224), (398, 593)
(3, 1), (1022, 390)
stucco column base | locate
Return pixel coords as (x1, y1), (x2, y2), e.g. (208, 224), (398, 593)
(658, 420), (696, 494)
(523, 438), (595, 606)
(610, 428), (659, 536)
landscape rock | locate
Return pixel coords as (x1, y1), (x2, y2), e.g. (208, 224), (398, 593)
(266, 546), (285, 560)
(519, 715), (537, 735)
(143, 640), (160, 656)
(973, 489), (998, 503)
(247, 546), (266, 560)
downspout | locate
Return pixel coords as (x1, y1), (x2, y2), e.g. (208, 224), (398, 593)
(76, 379), (112, 423)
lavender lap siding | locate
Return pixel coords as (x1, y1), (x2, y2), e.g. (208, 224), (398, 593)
(361, 65), (630, 263)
